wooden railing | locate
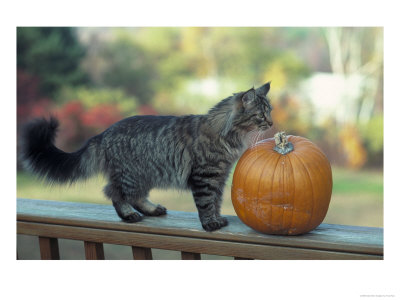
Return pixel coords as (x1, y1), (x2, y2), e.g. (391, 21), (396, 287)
(17, 198), (383, 260)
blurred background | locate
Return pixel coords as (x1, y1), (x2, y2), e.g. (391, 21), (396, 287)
(16, 27), (383, 259)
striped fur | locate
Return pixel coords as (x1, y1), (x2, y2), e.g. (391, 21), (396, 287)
(20, 82), (273, 231)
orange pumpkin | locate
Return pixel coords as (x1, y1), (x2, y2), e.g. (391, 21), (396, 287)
(231, 132), (332, 235)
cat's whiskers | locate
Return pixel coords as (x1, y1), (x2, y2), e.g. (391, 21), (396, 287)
(252, 129), (263, 146)
(256, 130), (264, 159)
(247, 129), (258, 147)
(249, 129), (263, 160)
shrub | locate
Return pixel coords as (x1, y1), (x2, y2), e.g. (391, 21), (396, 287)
(55, 101), (124, 151)
(57, 86), (137, 116)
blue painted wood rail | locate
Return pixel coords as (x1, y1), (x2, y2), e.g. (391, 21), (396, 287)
(17, 198), (383, 260)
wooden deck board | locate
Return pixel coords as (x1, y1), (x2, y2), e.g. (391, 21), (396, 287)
(17, 198), (383, 259)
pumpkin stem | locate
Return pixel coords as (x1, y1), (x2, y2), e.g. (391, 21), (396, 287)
(273, 131), (294, 155)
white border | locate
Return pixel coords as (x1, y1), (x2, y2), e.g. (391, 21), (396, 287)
(2, 1), (399, 299)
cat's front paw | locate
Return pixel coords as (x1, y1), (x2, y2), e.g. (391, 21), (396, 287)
(201, 217), (228, 232)
(216, 216), (228, 227)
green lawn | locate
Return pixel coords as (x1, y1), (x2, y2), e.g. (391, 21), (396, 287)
(331, 168), (383, 195)
(16, 167), (383, 227)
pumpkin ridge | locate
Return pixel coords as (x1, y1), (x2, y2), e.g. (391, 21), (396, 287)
(286, 154), (295, 233)
(242, 151), (271, 226)
(255, 150), (279, 231)
(303, 147), (332, 225)
(306, 147), (331, 169)
(290, 139), (313, 151)
(291, 151), (315, 233)
(269, 154), (282, 231)
(302, 147), (332, 187)
(287, 135), (306, 145)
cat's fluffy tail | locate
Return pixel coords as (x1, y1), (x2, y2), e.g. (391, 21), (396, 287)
(19, 117), (102, 184)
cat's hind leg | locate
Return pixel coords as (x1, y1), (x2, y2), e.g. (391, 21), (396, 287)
(129, 195), (167, 216)
(118, 175), (167, 216)
(103, 182), (143, 222)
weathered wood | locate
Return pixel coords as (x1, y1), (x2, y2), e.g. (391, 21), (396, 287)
(17, 198), (384, 260)
(132, 246), (153, 260)
(17, 199), (383, 257)
(181, 251), (201, 260)
(18, 221), (382, 260)
(84, 241), (104, 260)
(38, 236), (60, 260)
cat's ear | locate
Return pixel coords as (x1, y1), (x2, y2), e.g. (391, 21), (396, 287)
(242, 88), (256, 109)
(256, 81), (271, 96)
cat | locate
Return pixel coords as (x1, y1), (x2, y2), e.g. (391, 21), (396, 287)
(20, 82), (273, 231)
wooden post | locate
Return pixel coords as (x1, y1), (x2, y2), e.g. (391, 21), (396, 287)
(84, 241), (105, 260)
(181, 251), (201, 260)
(39, 236), (60, 260)
(132, 246), (153, 260)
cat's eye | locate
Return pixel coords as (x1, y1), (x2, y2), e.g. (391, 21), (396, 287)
(256, 113), (265, 120)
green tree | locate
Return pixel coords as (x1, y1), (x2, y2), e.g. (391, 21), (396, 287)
(17, 27), (88, 97)
(97, 30), (157, 104)
(79, 27), (311, 112)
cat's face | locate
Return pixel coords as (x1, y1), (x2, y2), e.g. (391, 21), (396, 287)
(235, 82), (273, 132)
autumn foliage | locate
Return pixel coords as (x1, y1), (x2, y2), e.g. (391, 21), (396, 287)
(16, 27), (382, 170)
(17, 71), (124, 152)
(55, 101), (124, 151)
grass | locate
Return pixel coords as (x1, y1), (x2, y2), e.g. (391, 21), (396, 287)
(16, 167), (383, 227)
(331, 168), (383, 195)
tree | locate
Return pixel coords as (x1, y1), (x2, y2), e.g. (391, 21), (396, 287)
(323, 27), (383, 168)
(79, 29), (158, 105)
(17, 27), (88, 97)
(324, 27), (383, 124)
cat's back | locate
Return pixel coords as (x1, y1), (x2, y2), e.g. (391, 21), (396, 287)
(106, 115), (177, 134)
(101, 114), (201, 149)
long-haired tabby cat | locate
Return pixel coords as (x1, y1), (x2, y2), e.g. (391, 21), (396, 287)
(20, 82), (273, 231)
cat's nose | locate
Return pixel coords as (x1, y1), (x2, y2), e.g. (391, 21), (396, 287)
(267, 121), (273, 127)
